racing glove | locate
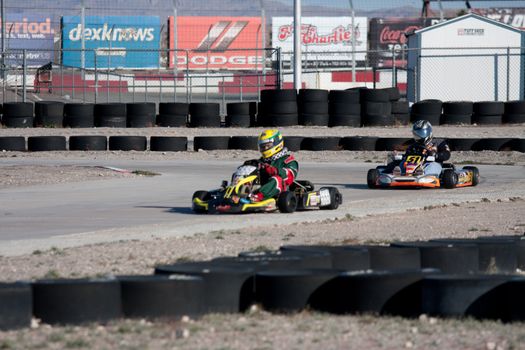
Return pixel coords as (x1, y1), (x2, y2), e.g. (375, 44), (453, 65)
(262, 164), (279, 176)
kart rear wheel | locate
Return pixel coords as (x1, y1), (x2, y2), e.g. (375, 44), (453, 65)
(442, 169), (458, 189)
(367, 169), (380, 189)
(462, 166), (480, 186)
(277, 191), (297, 213)
(192, 191), (209, 213)
(320, 187), (342, 210)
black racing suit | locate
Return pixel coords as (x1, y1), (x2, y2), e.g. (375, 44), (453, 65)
(385, 138), (451, 173)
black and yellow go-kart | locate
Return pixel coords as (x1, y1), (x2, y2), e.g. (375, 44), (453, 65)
(192, 164), (342, 214)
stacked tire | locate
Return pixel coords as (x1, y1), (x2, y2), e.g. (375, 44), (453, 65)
(127, 103), (155, 128)
(473, 101), (503, 125)
(328, 90), (361, 127)
(298, 89), (329, 126)
(2, 102), (34, 128)
(410, 99), (442, 125)
(157, 103), (188, 127)
(95, 103), (127, 128)
(34, 101), (64, 128)
(258, 89), (298, 127)
(503, 100), (525, 124)
(226, 102), (255, 128)
(442, 101), (473, 125)
(189, 103), (221, 128)
(64, 103), (95, 128)
(361, 88), (394, 127)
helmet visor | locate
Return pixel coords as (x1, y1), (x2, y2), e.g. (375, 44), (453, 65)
(259, 140), (274, 152)
(413, 128), (431, 141)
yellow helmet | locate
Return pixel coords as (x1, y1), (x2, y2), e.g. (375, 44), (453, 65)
(258, 129), (284, 159)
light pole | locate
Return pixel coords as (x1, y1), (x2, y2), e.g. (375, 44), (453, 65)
(81, 0), (85, 79)
(348, 0), (356, 83)
(293, 0), (301, 91)
(259, 0), (266, 76)
(1, 0), (5, 79)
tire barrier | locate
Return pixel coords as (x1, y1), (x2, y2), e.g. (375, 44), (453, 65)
(384, 87), (401, 101)
(471, 138), (515, 151)
(391, 100), (409, 114)
(340, 136), (379, 151)
(298, 89), (329, 126)
(238, 250), (332, 269)
(157, 102), (189, 127)
(34, 101), (64, 128)
(447, 138), (480, 151)
(126, 102), (156, 128)
(283, 136), (304, 152)
(503, 100), (525, 124)
(329, 89), (360, 104)
(193, 136), (230, 151)
(328, 90), (361, 127)
(0, 136), (26, 151)
(365, 246), (421, 270)
(69, 136), (108, 151)
(32, 278), (121, 325)
(375, 137), (412, 151)
(118, 275), (205, 319)
(441, 101), (473, 125)
(229, 136), (258, 150)
(27, 136), (67, 152)
(259, 89), (298, 127)
(150, 136), (187, 152)
(362, 89), (393, 127)
(189, 103), (221, 128)
(410, 99), (442, 125)
(3, 116), (34, 128)
(2, 102), (35, 128)
(156, 114), (188, 127)
(95, 103), (127, 128)
(64, 103), (95, 128)
(302, 137), (341, 151)
(280, 245), (370, 270)
(108, 136), (147, 151)
(226, 102), (255, 127)
(0, 282), (32, 330)
(478, 235), (525, 269)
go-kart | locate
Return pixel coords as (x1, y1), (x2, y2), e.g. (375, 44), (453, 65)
(367, 146), (480, 189)
(192, 162), (342, 214)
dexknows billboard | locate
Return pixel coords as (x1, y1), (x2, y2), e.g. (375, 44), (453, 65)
(369, 17), (441, 68)
(62, 16), (160, 69)
(168, 16), (262, 70)
(0, 15), (55, 66)
(272, 17), (368, 68)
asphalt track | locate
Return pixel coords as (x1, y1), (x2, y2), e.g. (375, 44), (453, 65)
(0, 158), (524, 256)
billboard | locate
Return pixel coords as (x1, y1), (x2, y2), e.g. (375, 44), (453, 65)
(272, 17), (368, 68)
(62, 16), (161, 69)
(473, 8), (525, 29)
(369, 18), (441, 68)
(0, 15), (55, 66)
(168, 16), (263, 70)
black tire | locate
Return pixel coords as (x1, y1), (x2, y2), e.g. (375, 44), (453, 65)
(108, 136), (147, 151)
(391, 100), (409, 114)
(118, 275), (205, 319)
(192, 190), (209, 214)
(362, 114), (395, 127)
(362, 89), (390, 102)
(3, 116), (34, 128)
(376, 138), (412, 151)
(32, 278), (121, 325)
(364, 101), (391, 116)
(319, 187), (342, 210)
(94, 103), (126, 117)
(225, 114), (252, 128)
(329, 102), (360, 115)
(299, 89), (329, 102)
(193, 136), (230, 151)
(159, 102), (189, 116)
(283, 136), (304, 151)
(64, 115), (95, 128)
(261, 89), (297, 102)
(28, 136), (66, 151)
(442, 101), (473, 115)
(472, 138), (514, 151)
(340, 136), (378, 151)
(189, 102), (220, 117)
(410, 112), (441, 125)
(442, 169), (457, 189)
(0, 136), (26, 151)
(69, 136), (107, 151)
(3, 102), (33, 117)
(300, 102), (329, 115)
(270, 114), (298, 127)
(0, 282), (32, 330)
(126, 102), (155, 116)
(411, 99), (443, 115)
(367, 169), (379, 189)
(255, 269), (338, 313)
(299, 113), (329, 126)
(237, 249), (332, 270)
(302, 137), (341, 151)
(96, 116), (127, 128)
(473, 101), (504, 116)
(34, 101), (64, 127)
(366, 246), (421, 270)
(64, 103), (94, 117)
(383, 87), (401, 101)
(510, 138), (525, 152)
(472, 115), (502, 125)
(329, 114), (361, 127)
(448, 138), (479, 151)
(393, 113), (410, 125)
(503, 114), (525, 124)
(504, 100), (525, 115)
(462, 166), (480, 186)
(127, 115), (155, 128)
(277, 191), (297, 213)
(189, 115), (221, 128)
(441, 114), (472, 125)
(227, 102), (250, 115)
(329, 90), (360, 104)
(267, 101), (298, 115)
(156, 114), (187, 127)
(229, 136), (258, 150)
(150, 136), (187, 152)
(281, 245), (370, 270)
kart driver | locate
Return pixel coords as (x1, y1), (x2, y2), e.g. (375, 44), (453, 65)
(242, 129), (299, 203)
(388, 120), (451, 176)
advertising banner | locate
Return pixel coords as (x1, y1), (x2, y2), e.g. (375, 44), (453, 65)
(472, 8), (525, 29)
(168, 16), (263, 70)
(0, 15), (55, 66)
(369, 17), (441, 68)
(271, 17), (368, 68)
(62, 16), (160, 69)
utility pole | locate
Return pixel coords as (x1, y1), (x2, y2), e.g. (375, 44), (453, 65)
(1, 0), (5, 79)
(348, 0), (356, 83)
(293, 0), (301, 91)
(81, 0), (85, 78)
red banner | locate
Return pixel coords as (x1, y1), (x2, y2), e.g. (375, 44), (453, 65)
(169, 16), (263, 70)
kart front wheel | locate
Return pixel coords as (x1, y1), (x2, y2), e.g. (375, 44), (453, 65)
(192, 190), (209, 213)
(367, 169), (380, 189)
(442, 169), (458, 189)
(462, 166), (480, 186)
(277, 191), (297, 213)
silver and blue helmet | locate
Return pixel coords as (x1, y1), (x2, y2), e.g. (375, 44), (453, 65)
(412, 120), (433, 145)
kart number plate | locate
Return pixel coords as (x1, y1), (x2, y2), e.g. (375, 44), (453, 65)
(319, 189), (331, 206)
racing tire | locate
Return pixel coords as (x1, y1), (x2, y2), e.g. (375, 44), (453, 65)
(0, 137), (26, 151)
(159, 102), (189, 116)
(504, 100), (525, 114)
(3, 102), (34, 117)
(150, 136), (187, 152)
(502, 114), (525, 124)
(229, 136), (258, 150)
(63, 115), (95, 128)
(108, 136), (147, 151)
(410, 112), (441, 125)
(442, 169), (457, 189)
(261, 89), (297, 103)
(474, 101), (504, 116)
(69, 136), (108, 151)
(302, 137), (341, 151)
(283, 136), (304, 151)
(192, 191), (210, 214)
(341, 136), (378, 151)
(329, 89), (360, 104)
(364, 101), (391, 116)
(96, 116), (127, 128)
(28, 136), (67, 152)
(34, 101), (64, 127)
(329, 102), (360, 115)
(472, 115), (502, 125)
(391, 100), (409, 114)
(94, 103), (126, 117)
(320, 187), (342, 210)
(362, 114), (395, 127)
(448, 138), (479, 151)
(411, 99), (443, 115)
(270, 114), (298, 127)
(281, 245), (370, 270)
(367, 169), (380, 189)
(442, 101), (473, 115)
(189, 115), (221, 128)
(156, 114), (187, 127)
(511, 138), (525, 152)
(127, 115), (155, 128)
(329, 114), (361, 127)
(472, 138), (514, 151)
(384, 87), (401, 101)
(0, 282), (32, 330)
(366, 246), (421, 270)
(267, 101), (298, 115)
(277, 191), (297, 213)
(193, 136), (230, 151)
(3, 116), (34, 128)
(299, 113), (329, 126)
(299, 102), (329, 115)
(225, 114), (253, 128)
(298, 89), (329, 102)
(441, 114), (472, 125)
(362, 88), (390, 102)
(227, 102), (250, 115)
(462, 166), (480, 186)
(376, 137), (412, 151)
